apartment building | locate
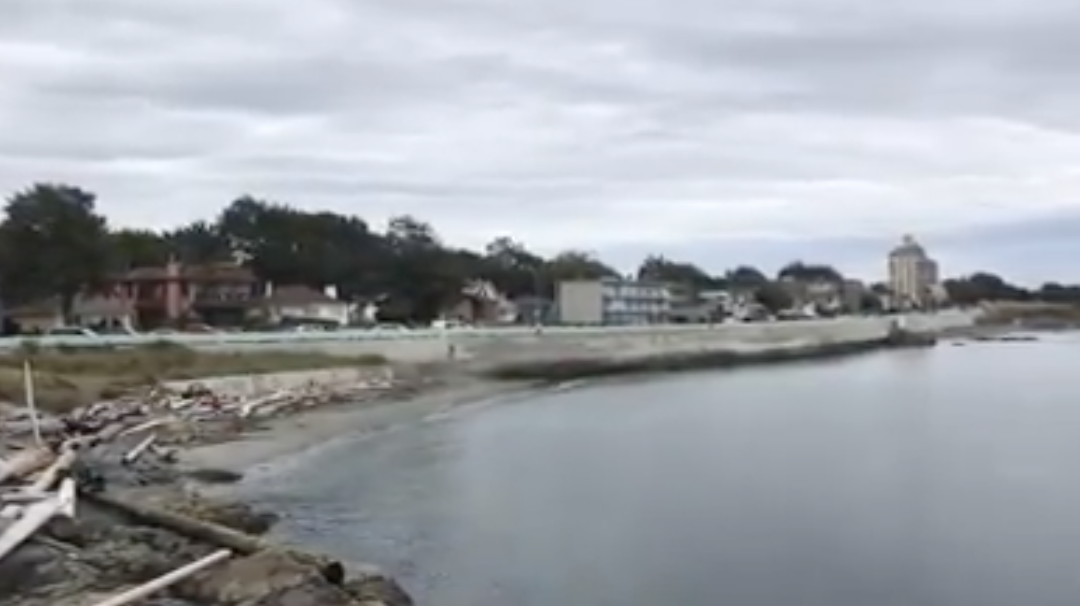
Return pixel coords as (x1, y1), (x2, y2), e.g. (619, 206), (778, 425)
(888, 235), (940, 307)
(557, 277), (672, 325)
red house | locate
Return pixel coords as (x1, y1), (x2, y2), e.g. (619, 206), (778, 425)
(109, 260), (261, 329)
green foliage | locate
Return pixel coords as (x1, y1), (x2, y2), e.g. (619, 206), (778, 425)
(777, 261), (843, 283)
(859, 292), (884, 313)
(940, 273), (1080, 307)
(0, 185), (637, 323)
(754, 282), (795, 313)
(727, 266), (769, 288)
(10, 181), (1077, 325)
(0, 184), (111, 316)
(636, 255), (725, 292)
(942, 273), (1031, 306)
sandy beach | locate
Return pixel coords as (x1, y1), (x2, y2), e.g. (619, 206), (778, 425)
(180, 374), (537, 476)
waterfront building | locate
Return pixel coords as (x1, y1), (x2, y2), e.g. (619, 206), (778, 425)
(556, 277), (672, 325)
(887, 235), (940, 308)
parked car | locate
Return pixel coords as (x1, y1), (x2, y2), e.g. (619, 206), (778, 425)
(44, 326), (99, 338)
(430, 319), (472, 330)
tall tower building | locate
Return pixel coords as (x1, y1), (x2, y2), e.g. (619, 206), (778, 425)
(888, 235), (939, 307)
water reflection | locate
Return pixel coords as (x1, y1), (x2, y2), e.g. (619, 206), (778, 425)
(242, 338), (1080, 606)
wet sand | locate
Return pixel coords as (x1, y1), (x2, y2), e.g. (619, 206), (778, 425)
(181, 377), (534, 475)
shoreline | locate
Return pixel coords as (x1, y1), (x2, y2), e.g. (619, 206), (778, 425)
(181, 330), (937, 479)
(181, 375), (535, 476)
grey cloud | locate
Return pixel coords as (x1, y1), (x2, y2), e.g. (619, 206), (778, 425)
(43, 55), (435, 117)
(2, 0), (1080, 278)
(600, 206), (1080, 285)
(607, 1), (1080, 122)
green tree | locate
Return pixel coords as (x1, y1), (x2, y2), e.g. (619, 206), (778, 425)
(481, 236), (545, 297)
(754, 281), (794, 313)
(859, 292), (884, 314)
(217, 197), (306, 284)
(167, 220), (231, 265)
(943, 272), (1030, 306)
(381, 215), (463, 321)
(777, 261), (842, 283)
(726, 265), (768, 288)
(0, 184), (111, 317)
(636, 255), (718, 289)
(109, 228), (171, 269)
(543, 250), (618, 282)
(386, 214), (439, 249)
(1036, 282), (1080, 304)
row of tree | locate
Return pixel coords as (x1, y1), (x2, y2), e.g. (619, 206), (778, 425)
(0, 183), (1076, 321)
(942, 274), (1080, 307)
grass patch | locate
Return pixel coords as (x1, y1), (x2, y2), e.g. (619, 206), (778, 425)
(0, 341), (387, 413)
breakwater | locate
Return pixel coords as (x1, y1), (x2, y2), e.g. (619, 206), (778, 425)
(483, 329), (934, 382)
(465, 312), (964, 376)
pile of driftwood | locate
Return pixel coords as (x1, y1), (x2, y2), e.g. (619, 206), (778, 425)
(0, 363), (405, 605)
(2, 366), (398, 449)
(0, 436), (234, 605)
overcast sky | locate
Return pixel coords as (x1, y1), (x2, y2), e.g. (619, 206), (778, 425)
(2, 0), (1080, 283)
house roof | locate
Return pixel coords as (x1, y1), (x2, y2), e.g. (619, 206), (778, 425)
(889, 235), (927, 258)
(5, 298), (60, 318)
(73, 294), (132, 316)
(123, 267), (168, 280)
(264, 285), (343, 306)
(117, 262), (256, 282)
(182, 263), (257, 282)
(6, 294), (133, 318)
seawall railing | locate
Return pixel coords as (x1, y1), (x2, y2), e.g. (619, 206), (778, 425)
(0, 311), (976, 351)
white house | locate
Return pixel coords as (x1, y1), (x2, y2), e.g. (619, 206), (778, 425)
(262, 284), (352, 326)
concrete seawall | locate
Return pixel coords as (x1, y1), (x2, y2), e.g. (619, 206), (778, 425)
(210, 312), (975, 364)
(157, 313), (975, 396)
(483, 333), (929, 382)
(464, 313), (971, 366)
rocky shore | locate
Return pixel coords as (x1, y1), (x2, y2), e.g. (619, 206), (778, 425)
(0, 365), (441, 606)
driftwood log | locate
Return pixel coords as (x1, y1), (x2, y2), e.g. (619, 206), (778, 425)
(85, 491), (345, 584)
(121, 434), (157, 464)
(0, 448), (55, 485)
(0, 479), (75, 562)
(88, 548), (233, 606)
(29, 449), (78, 494)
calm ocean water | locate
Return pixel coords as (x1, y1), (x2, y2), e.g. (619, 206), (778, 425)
(237, 334), (1080, 606)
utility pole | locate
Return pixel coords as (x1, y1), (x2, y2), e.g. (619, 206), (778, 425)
(532, 267), (543, 326)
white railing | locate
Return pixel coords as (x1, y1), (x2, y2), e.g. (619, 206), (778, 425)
(0, 312), (976, 351)
(0, 323), (729, 350)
